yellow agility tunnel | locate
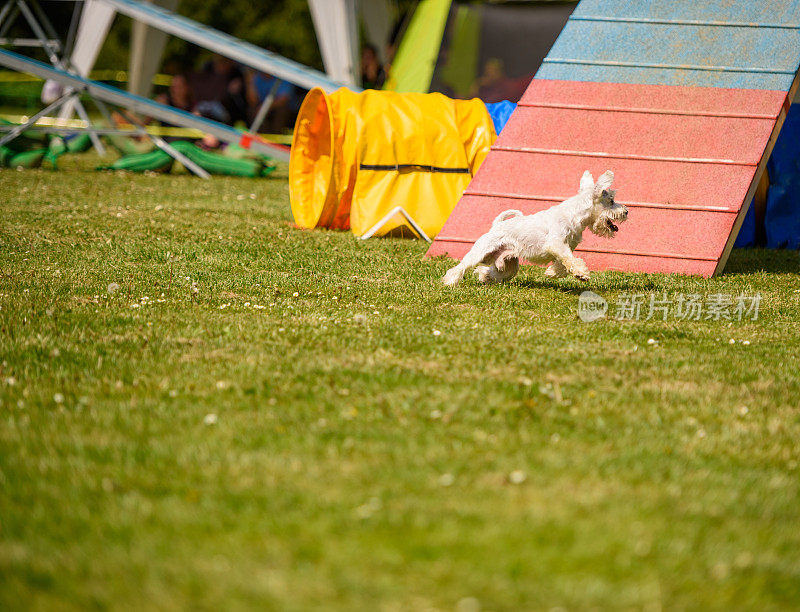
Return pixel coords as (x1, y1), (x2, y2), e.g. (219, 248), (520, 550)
(289, 88), (496, 238)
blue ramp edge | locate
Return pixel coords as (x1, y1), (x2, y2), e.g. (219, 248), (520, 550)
(572, 0), (800, 27)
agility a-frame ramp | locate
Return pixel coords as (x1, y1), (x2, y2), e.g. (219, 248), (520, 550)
(427, 0), (800, 276)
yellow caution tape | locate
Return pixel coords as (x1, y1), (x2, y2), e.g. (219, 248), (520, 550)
(0, 113), (292, 144)
(0, 70), (172, 86)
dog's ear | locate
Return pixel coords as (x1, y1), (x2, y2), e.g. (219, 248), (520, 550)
(594, 170), (614, 195)
(580, 170), (594, 191)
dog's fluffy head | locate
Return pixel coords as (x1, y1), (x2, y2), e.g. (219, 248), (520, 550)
(580, 170), (628, 238)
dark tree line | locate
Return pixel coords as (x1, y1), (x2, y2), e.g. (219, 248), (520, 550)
(104, 0), (324, 72)
(22, 0), (419, 74)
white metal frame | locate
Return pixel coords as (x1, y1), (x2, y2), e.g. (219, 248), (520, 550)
(0, 48), (290, 175)
(360, 206), (432, 243)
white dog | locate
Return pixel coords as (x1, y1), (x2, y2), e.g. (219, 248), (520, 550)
(443, 170), (627, 286)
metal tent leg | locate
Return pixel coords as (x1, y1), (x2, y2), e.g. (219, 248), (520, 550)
(249, 77), (281, 133)
(71, 96), (106, 154)
(16, 0), (106, 155)
(0, 1), (20, 40)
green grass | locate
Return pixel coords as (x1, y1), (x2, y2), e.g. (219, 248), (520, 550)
(1, 153), (800, 610)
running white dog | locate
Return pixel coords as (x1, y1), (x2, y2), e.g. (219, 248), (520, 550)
(443, 170), (627, 286)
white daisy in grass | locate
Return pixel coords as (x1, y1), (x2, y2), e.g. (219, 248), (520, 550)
(509, 470), (526, 485)
(456, 597), (481, 612)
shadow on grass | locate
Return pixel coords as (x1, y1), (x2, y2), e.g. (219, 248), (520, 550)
(513, 277), (586, 295)
(724, 248), (800, 275)
(513, 271), (665, 294)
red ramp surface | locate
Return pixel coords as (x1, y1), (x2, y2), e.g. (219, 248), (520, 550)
(427, 80), (790, 276)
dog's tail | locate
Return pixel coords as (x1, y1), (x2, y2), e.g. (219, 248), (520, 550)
(492, 209), (523, 226)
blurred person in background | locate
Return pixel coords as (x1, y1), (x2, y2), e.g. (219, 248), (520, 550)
(155, 73), (195, 114)
(190, 54), (248, 126)
(360, 44), (385, 90)
(472, 58), (522, 103)
(245, 70), (298, 133)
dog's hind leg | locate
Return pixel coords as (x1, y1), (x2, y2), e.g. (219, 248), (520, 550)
(476, 258), (519, 284)
(443, 237), (501, 286)
(543, 260), (568, 279)
(475, 248), (518, 285)
(500, 256), (520, 281)
(474, 265), (495, 284)
(476, 250), (519, 284)
(495, 249), (517, 273)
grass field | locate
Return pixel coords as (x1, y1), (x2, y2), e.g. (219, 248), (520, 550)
(1, 153), (800, 610)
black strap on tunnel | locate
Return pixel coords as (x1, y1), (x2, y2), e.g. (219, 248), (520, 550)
(359, 163), (470, 174)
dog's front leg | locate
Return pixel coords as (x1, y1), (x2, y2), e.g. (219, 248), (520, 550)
(548, 246), (590, 281)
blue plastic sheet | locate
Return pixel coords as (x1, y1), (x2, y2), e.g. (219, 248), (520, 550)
(765, 103), (800, 249)
(735, 103), (800, 249)
(733, 203), (756, 248)
(485, 100), (516, 134)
